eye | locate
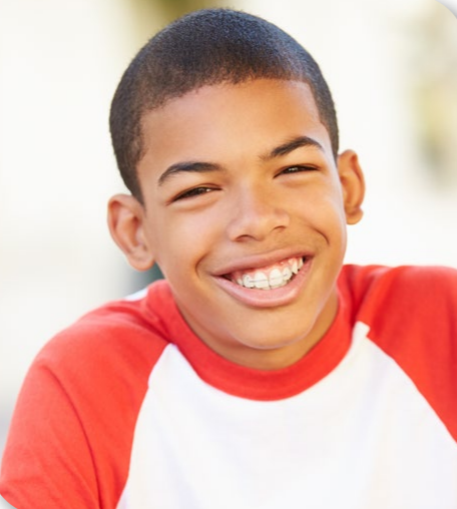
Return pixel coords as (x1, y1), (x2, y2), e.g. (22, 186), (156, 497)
(280, 165), (317, 175)
(173, 186), (216, 201)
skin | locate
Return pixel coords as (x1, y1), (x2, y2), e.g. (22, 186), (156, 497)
(108, 79), (365, 370)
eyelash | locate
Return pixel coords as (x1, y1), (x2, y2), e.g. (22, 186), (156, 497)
(280, 165), (317, 175)
(172, 165), (317, 202)
(173, 186), (216, 201)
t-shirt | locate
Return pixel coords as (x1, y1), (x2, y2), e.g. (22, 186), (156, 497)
(1, 264), (457, 509)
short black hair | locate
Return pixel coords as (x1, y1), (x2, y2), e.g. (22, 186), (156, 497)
(110, 8), (339, 202)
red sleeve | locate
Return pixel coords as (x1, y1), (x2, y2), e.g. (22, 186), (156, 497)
(0, 358), (100, 508)
(342, 264), (457, 442)
(0, 299), (168, 509)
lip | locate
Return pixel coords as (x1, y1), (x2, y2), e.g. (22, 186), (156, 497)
(212, 256), (313, 309)
(212, 248), (312, 277)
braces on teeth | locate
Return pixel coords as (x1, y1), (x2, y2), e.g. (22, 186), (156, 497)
(232, 257), (304, 290)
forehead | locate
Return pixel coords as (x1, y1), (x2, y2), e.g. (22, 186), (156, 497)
(138, 79), (332, 180)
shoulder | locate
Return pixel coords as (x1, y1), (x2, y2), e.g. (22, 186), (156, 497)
(0, 280), (176, 508)
(338, 263), (457, 350)
(22, 280), (176, 436)
(340, 264), (457, 441)
(339, 264), (457, 320)
(36, 280), (173, 383)
(340, 263), (457, 290)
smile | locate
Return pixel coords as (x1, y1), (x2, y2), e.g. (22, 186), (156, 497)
(215, 254), (312, 308)
(227, 257), (304, 290)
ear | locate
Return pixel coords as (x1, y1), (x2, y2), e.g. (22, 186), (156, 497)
(107, 194), (155, 271)
(337, 150), (365, 225)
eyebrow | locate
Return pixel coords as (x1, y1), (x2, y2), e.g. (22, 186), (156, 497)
(261, 135), (324, 160)
(158, 161), (221, 186)
(157, 135), (324, 186)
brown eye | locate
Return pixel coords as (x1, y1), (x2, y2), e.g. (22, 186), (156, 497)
(281, 165), (316, 175)
(174, 186), (215, 201)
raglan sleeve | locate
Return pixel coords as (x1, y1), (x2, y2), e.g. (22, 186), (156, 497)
(0, 353), (101, 509)
(0, 303), (167, 509)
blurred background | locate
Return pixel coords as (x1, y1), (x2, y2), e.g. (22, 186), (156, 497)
(0, 0), (456, 465)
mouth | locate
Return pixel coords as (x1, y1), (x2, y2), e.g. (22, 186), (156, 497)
(223, 256), (305, 291)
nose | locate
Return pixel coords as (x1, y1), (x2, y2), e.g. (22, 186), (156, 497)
(226, 185), (290, 242)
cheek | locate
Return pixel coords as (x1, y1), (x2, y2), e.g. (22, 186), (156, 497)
(294, 185), (346, 226)
(170, 208), (225, 247)
(148, 213), (213, 277)
(297, 190), (348, 254)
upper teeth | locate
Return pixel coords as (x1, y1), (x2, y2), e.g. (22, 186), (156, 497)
(232, 257), (303, 290)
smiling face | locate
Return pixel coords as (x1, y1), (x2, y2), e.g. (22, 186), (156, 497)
(108, 79), (364, 370)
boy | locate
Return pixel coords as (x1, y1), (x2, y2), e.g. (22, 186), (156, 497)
(1, 8), (457, 509)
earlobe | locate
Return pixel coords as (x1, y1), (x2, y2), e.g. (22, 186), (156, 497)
(337, 150), (365, 225)
(107, 194), (155, 271)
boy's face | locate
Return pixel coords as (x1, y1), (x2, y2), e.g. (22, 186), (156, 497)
(110, 79), (364, 370)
